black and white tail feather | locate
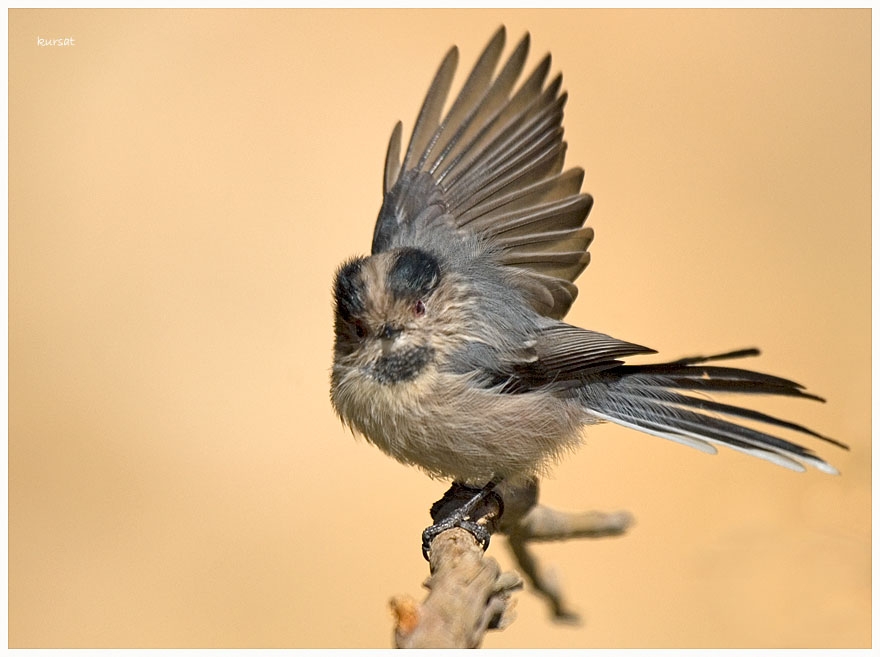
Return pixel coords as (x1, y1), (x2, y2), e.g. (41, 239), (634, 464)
(578, 348), (846, 474)
(371, 26), (847, 475)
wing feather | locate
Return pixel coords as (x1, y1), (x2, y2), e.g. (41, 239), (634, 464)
(367, 28), (845, 476)
(373, 27), (592, 319)
(401, 46), (459, 174)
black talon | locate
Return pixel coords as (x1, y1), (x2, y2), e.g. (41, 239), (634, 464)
(421, 518), (492, 560)
(421, 479), (504, 560)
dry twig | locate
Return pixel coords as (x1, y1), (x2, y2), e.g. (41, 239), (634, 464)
(391, 527), (523, 648)
(391, 480), (634, 646)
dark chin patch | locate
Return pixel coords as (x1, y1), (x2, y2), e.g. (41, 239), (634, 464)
(371, 345), (434, 384)
(387, 248), (441, 300)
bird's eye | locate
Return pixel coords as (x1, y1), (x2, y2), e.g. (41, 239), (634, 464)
(413, 299), (426, 317)
(354, 320), (368, 339)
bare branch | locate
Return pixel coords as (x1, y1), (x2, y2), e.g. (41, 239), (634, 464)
(503, 506), (633, 623)
(510, 505), (635, 542)
(391, 528), (523, 648)
(391, 480), (635, 645)
(494, 479), (635, 625)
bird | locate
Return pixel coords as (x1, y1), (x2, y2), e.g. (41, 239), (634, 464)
(330, 27), (847, 553)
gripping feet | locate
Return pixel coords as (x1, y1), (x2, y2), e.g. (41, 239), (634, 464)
(421, 516), (492, 560)
(421, 481), (504, 560)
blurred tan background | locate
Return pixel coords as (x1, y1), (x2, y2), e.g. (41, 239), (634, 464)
(9, 9), (870, 648)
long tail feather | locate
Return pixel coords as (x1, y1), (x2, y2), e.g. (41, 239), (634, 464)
(581, 349), (847, 474)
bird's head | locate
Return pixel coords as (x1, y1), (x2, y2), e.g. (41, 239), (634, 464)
(333, 247), (448, 384)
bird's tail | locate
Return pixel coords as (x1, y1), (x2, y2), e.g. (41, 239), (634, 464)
(580, 348), (847, 474)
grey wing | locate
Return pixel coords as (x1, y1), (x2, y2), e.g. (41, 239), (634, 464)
(448, 324), (847, 474)
(444, 321), (656, 393)
(371, 27), (593, 320)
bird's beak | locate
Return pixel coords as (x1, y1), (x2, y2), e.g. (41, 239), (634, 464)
(380, 324), (402, 354)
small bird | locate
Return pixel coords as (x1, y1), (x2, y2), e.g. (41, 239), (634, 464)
(330, 27), (847, 550)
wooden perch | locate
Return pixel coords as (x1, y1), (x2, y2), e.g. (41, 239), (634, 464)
(390, 527), (523, 648)
(505, 504), (634, 623)
(390, 480), (635, 646)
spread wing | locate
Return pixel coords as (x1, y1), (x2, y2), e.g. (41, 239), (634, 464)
(371, 27), (593, 320)
(369, 28), (846, 475)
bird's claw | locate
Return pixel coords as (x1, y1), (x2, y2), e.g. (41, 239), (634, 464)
(422, 516), (492, 560)
(421, 482), (503, 560)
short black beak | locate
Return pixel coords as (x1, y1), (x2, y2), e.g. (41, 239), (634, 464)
(379, 324), (402, 341)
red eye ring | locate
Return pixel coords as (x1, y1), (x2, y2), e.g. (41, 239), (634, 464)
(413, 299), (426, 317)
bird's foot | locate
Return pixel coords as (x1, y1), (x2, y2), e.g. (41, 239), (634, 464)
(421, 481), (504, 560)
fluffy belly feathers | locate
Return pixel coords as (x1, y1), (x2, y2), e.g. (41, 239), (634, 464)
(331, 365), (585, 482)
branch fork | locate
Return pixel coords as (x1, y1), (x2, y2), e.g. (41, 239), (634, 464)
(390, 480), (634, 647)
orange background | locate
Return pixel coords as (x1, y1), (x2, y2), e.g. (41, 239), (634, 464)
(9, 9), (870, 648)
